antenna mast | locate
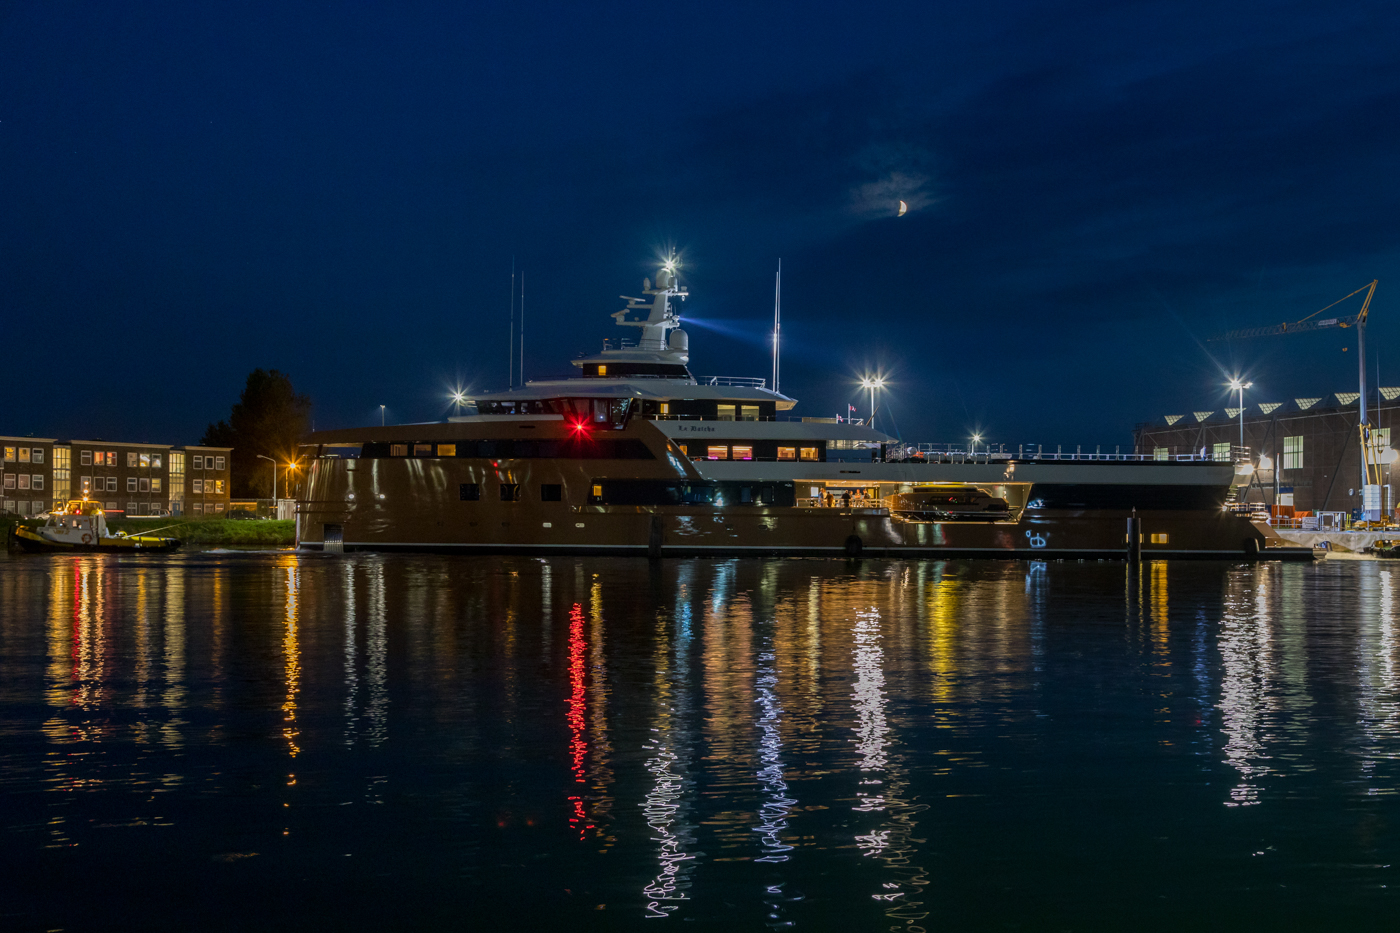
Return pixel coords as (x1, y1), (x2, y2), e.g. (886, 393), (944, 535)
(508, 258), (516, 388)
(772, 259), (782, 393)
(520, 270), (526, 387)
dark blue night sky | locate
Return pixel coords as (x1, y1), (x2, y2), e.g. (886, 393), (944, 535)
(3, 1), (1398, 447)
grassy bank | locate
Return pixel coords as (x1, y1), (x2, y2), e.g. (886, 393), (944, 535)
(108, 518), (296, 546)
(5, 516), (295, 547)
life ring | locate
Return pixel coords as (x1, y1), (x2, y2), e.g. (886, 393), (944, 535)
(81, 533), (92, 544)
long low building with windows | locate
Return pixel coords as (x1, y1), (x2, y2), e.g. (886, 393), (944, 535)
(1133, 390), (1400, 515)
(1, 436), (233, 517)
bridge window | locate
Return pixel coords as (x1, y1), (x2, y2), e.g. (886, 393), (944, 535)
(731, 445), (753, 460)
(1150, 533), (1169, 544)
(707, 445), (728, 460)
(716, 405), (736, 421)
(740, 406), (760, 421)
(1212, 442), (1231, 460)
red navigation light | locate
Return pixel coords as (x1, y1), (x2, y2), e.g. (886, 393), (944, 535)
(569, 417), (590, 435)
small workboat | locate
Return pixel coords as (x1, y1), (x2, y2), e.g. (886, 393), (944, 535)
(11, 499), (182, 553)
(1369, 539), (1400, 559)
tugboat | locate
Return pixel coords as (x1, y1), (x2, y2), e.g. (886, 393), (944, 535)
(11, 499), (182, 553)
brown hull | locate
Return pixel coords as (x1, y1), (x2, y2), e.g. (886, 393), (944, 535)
(294, 421), (1306, 559)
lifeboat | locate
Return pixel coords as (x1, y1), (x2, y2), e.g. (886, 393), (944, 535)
(11, 499), (182, 553)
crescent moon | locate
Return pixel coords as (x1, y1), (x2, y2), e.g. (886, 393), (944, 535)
(897, 200), (908, 216)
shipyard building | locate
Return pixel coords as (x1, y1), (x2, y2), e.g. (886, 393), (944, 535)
(1133, 389), (1400, 515)
(0, 436), (232, 517)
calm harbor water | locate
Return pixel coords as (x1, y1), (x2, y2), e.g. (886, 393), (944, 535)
(2, 551), (1399, 931)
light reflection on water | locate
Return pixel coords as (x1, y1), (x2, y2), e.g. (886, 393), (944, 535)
(5, 554), (1400, 929)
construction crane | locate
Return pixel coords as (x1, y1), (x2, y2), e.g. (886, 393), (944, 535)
(1212, 280), (1384, 520)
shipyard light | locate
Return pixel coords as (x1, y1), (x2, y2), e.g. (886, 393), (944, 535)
(859, 375), (886, 426)
(971, 432), (982, 455)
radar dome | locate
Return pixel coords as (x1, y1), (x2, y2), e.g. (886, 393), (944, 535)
(655, 268), (672, 290)
(669, 328), (689, 352)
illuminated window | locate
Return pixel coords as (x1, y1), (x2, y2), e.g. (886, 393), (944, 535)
(597, 364), (607, 376)
(31, 449), (44, 464)
(659, 403), (670, 415)
(1153, 447), (1168, 460)
(169, 452), (183, 475)
(1212, 442), (1231, 460)
(152, 478), (162, 492)
(800, 447), (818, 461)
(777, 447), (796, 460)
(437, 444), (457, 457)
(127, 452), (137, 467)
(414, 443), (432, 456)
(459, 483), (480, 501)
(499, 483), (519, 501)
(716, 404), (736, 421)
(106, 452), (116, 466)
(389, 444), (408, 457)
(731, 445), (754, 460)
(1283, 435), (1303, 470)
(140, 453), (150, 467)
(212, 480), (224, 494)
(153, 454), (162, 469)
(1150, 533), (1169, 544)
(740, 405), (760, 421)
(80, 450), (91, 466)
(591, 484), (603, 499)
(707, 445), (728, 460)
(540, 483), (562, 502)
(3, 447), (14, 462)
(18, 448), (29, 463)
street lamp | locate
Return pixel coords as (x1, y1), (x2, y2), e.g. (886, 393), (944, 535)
(859, 375), (885, 426)
(380, 404), (386, 426)
(1227, 378), (1253, 453)
(256, 454), (277, 502)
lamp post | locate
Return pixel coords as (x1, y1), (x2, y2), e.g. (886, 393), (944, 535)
(256, 454), (276, 502)
(859, 376), (885, 426)
(380, 404), (386, 427)
(1228, 379), (1253, 453)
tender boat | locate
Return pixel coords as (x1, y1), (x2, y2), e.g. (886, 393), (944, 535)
(12, 499), (182, 553)
(888, 486), (1013, 522)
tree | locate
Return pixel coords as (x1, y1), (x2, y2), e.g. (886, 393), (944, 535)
(203, 370), (313, 498)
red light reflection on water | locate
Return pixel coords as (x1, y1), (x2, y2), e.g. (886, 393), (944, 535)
(566, 602), (593, 839)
